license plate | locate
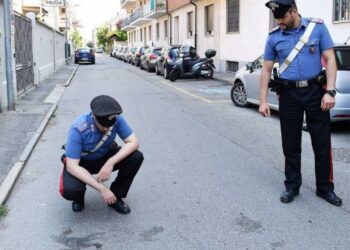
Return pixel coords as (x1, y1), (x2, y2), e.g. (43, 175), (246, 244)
(81, 58), (88, 61)
(201, 70), (209, 74)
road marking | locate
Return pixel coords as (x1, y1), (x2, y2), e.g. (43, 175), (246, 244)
(160, 80), (230, 103)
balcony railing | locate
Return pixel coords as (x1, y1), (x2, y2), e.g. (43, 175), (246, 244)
(144, 0), (167, 19)
(120, 0), (136, 9)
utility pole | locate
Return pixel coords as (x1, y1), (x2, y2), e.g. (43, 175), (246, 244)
(3, 0), (15, 110)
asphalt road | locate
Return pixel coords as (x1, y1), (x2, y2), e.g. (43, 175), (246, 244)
(1, 54), (350, 249)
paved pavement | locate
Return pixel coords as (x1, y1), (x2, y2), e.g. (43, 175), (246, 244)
(0, 64), (231, 205)
(0, 63), (78, 204)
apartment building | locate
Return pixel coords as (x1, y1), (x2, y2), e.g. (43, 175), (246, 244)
(121, 0), (350, 73)
(121, 0), (167, 48)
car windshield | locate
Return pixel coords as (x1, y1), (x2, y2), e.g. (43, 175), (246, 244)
(335, 48), (350, 70)
(79, 49), (91, 53)
(153, 48), (162, 55)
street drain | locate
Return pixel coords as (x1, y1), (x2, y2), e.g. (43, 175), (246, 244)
(332, 148), (350, 164)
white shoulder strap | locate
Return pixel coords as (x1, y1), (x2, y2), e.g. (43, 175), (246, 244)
(278, 22), (317, 75)
(82, 126), (114, 156)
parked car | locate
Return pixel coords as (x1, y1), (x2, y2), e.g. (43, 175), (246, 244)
(140, 47), (162, 72)
(74, 48), (95, 64)
(96, 47), (103, 53)
(124, 47), (137, 63)
(230, 43), (350, 122)
(110, 46), (118, 57)
(131, 46), (148, 66)
(155, 45), (180, 79)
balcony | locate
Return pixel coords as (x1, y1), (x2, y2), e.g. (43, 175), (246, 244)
(144, 0), (167, 19)
(121, 16), (136, 31)
(129, 6), (152, 26)
(120, 0), (136, 9)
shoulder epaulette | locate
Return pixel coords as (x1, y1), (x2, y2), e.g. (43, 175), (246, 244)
(308, 17), (323, 24)
(75, 121), (89, 132)
(269, 25), (280, 34)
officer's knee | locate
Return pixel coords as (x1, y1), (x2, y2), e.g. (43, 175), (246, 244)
(132, 150), (144, 165)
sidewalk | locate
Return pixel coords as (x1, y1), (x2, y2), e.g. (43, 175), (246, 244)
(213, 71), (236, 85)
(0, 63), (78, 204)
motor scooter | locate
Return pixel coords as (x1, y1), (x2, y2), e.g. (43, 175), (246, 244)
(169, 47), (216, 82)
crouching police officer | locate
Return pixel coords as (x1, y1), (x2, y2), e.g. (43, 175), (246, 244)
(259, 0), (342, 206)
(59, 95), (144, 213)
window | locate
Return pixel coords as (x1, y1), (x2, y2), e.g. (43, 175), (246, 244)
(164, 20), (168, 38)
(205, 5), (214, 35)
(226, 61), (239, 72)
(334, 0), (350, 21)
(227, 0), (239, 32)
(187, 11), (193, 37)
(140, 29), (143, 41)
(156, 23), (160, 40)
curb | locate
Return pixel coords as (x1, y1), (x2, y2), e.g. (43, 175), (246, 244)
(0, 65), (78, 206)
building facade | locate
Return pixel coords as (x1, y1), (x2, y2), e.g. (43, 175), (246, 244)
(120, 0), (350, 73)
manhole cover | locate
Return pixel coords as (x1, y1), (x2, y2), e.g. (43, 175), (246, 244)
(332, 148), (350, 163)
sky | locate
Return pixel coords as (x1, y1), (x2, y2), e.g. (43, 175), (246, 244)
(74, 0), (121, 41)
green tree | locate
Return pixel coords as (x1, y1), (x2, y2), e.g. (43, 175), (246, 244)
(97, 27), (108, 47)
(71, 31), (83, 49)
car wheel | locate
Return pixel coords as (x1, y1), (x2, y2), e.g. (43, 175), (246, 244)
(147, 63), (151, 72)
(164, 67), (169, 79)
(155, 65), (160, 75)
(231, 81), (249, 107)
(202, 67), (214, 79)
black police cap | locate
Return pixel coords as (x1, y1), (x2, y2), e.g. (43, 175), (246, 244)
(90, 95), (123, 117)
(265, 0), (296, 19)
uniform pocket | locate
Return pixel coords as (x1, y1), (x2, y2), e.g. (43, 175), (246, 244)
(276, 41), (292, 59)
(303, 39), (320, 55)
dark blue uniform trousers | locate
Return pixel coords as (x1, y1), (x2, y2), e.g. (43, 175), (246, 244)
(279, 82), (334, 193)
(60, 147), (143, 203)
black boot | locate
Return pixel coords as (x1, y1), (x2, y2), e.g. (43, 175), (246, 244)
(72, 201), (85, 212)
(280, 189), (299, 203)
(316, 190), (342, 207)
(109, 198), (131, 214)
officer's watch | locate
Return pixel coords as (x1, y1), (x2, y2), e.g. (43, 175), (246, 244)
(325, 89), (337, 97)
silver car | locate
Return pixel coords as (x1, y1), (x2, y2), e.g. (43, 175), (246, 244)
(230, 44), (350, 122)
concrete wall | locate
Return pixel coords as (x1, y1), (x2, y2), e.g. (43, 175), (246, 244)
(27, 13), (65, 85)
(0, 0), (6, 111)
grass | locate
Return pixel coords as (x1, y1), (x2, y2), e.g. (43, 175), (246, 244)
(0, 205), (8, 218)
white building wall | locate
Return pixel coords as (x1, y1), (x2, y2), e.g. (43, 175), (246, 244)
(169, 4), (195, 46)
(28, 13), (65, 85)
(219, 0), (269, 72)
(297, 0), (350, 44)
(196, 0), (221, 70)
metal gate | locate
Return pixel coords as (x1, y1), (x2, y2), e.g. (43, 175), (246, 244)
(14, 12), (34, 94)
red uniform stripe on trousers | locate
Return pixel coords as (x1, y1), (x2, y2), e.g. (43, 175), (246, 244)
(59, 170), (64, 196)
(329, 146), (334, 183)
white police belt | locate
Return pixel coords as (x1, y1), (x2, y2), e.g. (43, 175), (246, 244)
(279, 22), (317, 75)
(81, 126), (114, 156)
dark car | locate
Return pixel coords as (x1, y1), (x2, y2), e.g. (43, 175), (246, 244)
(140, 47), (162, 72)
(131, 46), (148, 66)
(75, 48), (95, 64)
(155, 45), (180, 79)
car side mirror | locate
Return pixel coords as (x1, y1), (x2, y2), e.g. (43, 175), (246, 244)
(246, 62), (254, 73)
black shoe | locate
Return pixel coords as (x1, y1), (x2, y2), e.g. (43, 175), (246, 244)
(72, 201), (85, 212)
(316, 190), (342, 207)
(280, 189), (299, 203)
(109, 199), (131, 214)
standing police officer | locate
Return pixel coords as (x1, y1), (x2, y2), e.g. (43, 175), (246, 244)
(259, 0), (342, 206)
(60, 95), (144, 213)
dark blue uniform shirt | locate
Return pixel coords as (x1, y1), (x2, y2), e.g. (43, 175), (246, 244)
(65, 112), (133, 160)
(264, 17), (334, 81)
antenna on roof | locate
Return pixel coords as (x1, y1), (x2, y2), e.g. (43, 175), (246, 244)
(345, 36), (350, 45)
